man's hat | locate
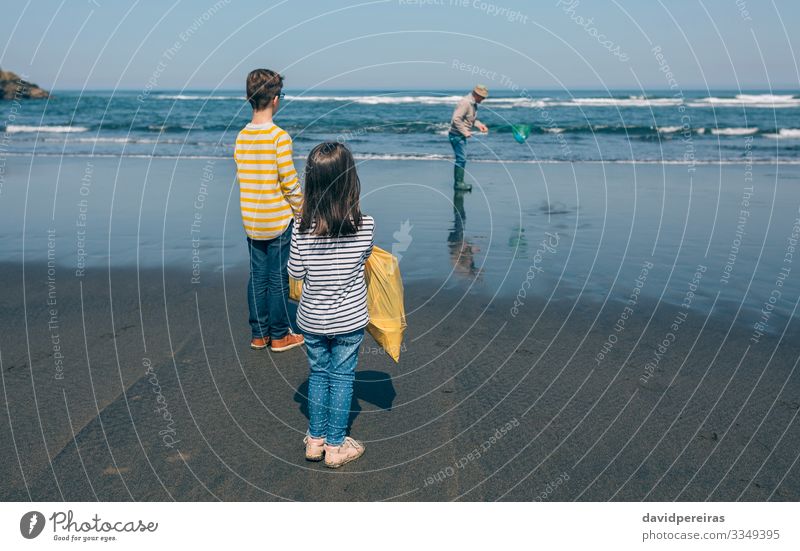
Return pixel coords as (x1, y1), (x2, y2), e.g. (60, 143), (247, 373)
(473, 84), (489, 98)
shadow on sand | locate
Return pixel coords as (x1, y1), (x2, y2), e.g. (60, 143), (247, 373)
(293, 370), (396, 427)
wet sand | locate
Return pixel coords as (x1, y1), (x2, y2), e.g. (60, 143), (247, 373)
(1, 155), (799, 501)
(1, 259), (798, 501)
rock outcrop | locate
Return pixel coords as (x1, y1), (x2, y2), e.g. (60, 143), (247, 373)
(0, 68), (49, 100)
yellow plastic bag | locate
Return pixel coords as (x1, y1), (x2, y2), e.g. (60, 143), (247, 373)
(288, 246), (406, 362)
(289, 277), (303, 303)
(363, 246), (407, 363)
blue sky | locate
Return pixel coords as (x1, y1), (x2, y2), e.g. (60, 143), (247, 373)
(1, 0), (798, 91)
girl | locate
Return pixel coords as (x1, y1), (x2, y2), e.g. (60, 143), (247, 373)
(288, 142), (374, 468)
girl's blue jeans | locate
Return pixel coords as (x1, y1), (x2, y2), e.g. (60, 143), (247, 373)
(304, 329), (365, 446)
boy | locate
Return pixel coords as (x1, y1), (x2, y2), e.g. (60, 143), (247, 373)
(235, 68), (304, 352)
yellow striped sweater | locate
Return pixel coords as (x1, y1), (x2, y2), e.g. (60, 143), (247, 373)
(234, 122), (303, 239)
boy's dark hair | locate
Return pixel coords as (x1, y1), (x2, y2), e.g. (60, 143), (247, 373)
(300, 142), (363, 237)
(246, 68), (283, 111)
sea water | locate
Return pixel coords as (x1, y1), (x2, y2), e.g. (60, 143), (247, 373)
(3, 89), (800, 162)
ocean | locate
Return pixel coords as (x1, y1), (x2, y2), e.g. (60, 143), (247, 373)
(3, 89), (800, 162)
(3, 88), (800, 336)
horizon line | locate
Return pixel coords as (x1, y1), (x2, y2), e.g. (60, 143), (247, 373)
(45, 86), (800, 93)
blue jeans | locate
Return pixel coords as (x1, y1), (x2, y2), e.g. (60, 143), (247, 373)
(305, 329), (365, 445)
(247, 220), (292, 340)
(449, 132), (467, 169)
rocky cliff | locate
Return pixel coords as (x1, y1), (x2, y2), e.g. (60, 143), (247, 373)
(0, 68), (49, 100)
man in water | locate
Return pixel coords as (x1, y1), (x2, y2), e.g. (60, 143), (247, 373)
(448, 84), (489, 191)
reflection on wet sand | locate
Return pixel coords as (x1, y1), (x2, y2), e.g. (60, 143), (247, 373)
(508, 225), (528, 259)
(447, 190), (482, 279)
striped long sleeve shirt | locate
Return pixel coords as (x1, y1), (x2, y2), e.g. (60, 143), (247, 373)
(288, 216), (375, 335)
(234, 122), (303, 240)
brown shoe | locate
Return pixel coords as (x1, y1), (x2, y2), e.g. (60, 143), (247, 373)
(270, 331), (304, 352)
(250, 337), (269, 350)
(324, 437), (365, 468)
(304, 435), (325, 461)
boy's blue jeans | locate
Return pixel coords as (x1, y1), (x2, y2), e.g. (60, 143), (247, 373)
(449, 132), (467, 169)
(304, 329), (365, 446)
(246, 220), (292, 340)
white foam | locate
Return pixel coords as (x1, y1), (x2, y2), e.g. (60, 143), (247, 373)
(764, 128), (800, 139)
(287, 95), (544, 107)
(689, 94), (800, 108)
(286, 94), (464, 105)
(483, 98), (548, 108)
(152, 94), (243, 101)
(657, 126), (706, 134)
(147, 124), (199, 131)
(10, 152), (800, 165)
(6, 125), (89, 133)
(163, 93), (682, 108)
(711, 127), (759, 136)
(550, 96), (683, 108)
(352, 153), (451, 161)
(51, 136), (190, 144)
(66, 137), (132, 143)
(145, 92), (800, 110)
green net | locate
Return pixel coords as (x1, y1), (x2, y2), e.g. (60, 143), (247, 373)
(512, 124), (531, 143)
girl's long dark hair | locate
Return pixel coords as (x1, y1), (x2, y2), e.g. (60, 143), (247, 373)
(300, 142), (362, 236)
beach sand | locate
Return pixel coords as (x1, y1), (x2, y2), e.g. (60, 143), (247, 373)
(1, 156), (799, 501)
